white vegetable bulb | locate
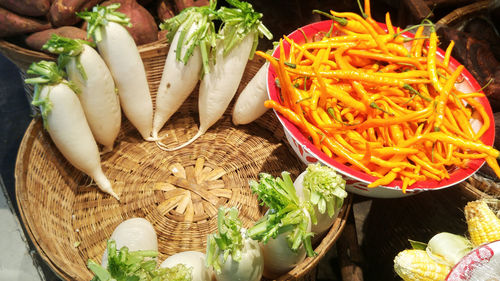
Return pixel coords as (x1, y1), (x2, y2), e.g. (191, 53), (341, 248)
(294, 171), (339, 235)
(160, 251), (212, 281)
(215, 235), (263, 281)
(102, 218), (158, 267)
(426, 232), (473, 267)
(261, 209), (311, 279)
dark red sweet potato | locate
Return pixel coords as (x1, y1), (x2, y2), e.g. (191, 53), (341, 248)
(0, 0), (50, 17)
(174, 0), (208, 10)
(157, 0), (175, 21)
(48, 0), (104, 27)
(102, 0), (158, 45)
(0, 7), (51, 38)
(25, 26), (88, 52)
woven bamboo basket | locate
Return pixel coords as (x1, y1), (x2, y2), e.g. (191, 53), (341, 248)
(436, 0), (490, 27)
(13, 37), (352, 281)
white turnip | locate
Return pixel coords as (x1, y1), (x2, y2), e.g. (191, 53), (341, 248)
(293, 164), (347, 235)
(101, 217), (158, 267)
(88, 217), (192, 280)
(160, 251), (213, 281)
(206, 207), (264, 281)
(25, 61), (119, 200)
(247, 172), (316, 278)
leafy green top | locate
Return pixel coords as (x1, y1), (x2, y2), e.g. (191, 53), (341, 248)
(303, 164), (347, 218)
(77, 4), (132, 43)
(88, 240), (192, 281)
(217, 0), (273, 58)
(247, 172), (316, 257)
(159, 0), (217, 75)
(24, 60), (77, 129)
(42, 34), (96, 81)
(206, 206), (245, 273)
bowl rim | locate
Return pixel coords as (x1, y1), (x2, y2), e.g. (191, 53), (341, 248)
(446, 239), (500, 280)
(266, 20), (495, 192)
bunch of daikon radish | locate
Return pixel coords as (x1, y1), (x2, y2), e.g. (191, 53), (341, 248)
(87, 164), (347, 281)
(153, 0), (273, 150)
(24, 0), (273, 200)
(25, 3), (156, 201)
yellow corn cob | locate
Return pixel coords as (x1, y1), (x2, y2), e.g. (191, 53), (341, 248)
(394, 249), (450, 281)
(464, 200), (500, 246)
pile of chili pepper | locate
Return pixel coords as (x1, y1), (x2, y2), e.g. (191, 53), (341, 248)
(258, 1), (500, 192)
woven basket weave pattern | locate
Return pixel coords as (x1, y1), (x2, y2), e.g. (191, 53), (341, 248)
(12, 38), (351, 280)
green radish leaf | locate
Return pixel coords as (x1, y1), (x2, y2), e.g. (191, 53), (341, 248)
(247, 172), (316, 257)
(302, 164), (347, 218)
(77, 4), (132, 43)
(24, 61), (67, 129)
(87, 239), (185, 281)
(217, 0), (272, 59)
(206, 206), (245, 274)
(408, 239), (427, 250)
(159, 0), (217, 75)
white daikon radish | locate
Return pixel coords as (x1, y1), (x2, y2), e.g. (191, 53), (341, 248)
(24, 61), (118, 200)
(88, 218), (190, 280)
(101, 217), (158, 267)
(43, 35), (121, 153)
(294, 164), (347, 235)
(232, 62), (270, 125)
(247, 172), (316, 278)
(78, 4), (155, 141)
(152, 2), (217, 140)
(164, 0), (272, 150)
(160, 251), (213, 281)
(206, 207), (264, 281)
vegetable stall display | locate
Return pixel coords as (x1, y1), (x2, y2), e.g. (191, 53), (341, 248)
(24, 60), (119, 200)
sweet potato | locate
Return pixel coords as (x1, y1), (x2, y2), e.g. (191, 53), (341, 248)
(49, 0), (104, 27)
(0, 7), (51, 38)
(0, 0), (50, 17)
(25, 26), (88, 52)
(102, 0), (158, 45)
(174, 0), (208, 10)
(157, 0), (175, 21)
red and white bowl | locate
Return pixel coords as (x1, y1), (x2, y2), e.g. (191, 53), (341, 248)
(447, 240), (500, 281)
(266, 20), (495, 198)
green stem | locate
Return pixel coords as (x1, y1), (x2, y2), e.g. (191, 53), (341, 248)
(313, 10), (347, 26)
(403, 84), (432, 102)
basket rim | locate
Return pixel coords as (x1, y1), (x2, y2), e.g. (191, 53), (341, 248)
(436, 0), (490, 26)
